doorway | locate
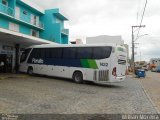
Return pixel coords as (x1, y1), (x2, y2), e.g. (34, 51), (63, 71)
(0, 54), (12, 73)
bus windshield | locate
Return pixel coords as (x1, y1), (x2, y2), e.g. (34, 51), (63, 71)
(20, 48), (31, 63)
(117, 47), (127, 65)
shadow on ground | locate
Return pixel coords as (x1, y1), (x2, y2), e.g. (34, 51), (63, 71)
(31, 74), (124, 89)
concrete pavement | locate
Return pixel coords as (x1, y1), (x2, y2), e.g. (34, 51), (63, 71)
(0, 74), (157, 114)
(0, 73), (29, 80)
(140, 71), (160, 113)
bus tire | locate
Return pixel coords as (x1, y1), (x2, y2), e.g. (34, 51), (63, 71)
(73, 71), (83, 83)
(27, 67), (33, 75)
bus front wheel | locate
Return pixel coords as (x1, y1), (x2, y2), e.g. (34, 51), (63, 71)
(27, 67), (33, 75)
(73, 71), (83, 83)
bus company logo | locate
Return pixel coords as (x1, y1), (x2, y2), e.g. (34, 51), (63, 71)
(32, 58), (44, 64)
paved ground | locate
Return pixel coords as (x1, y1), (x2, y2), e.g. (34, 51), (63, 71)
(0, 73), (28, 80)
(140, 71), (160, 113)
(0, 74), (158, 114)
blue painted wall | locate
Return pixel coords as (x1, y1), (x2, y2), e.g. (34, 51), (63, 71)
(54, 17), (64, 29)
(40, 9), (60, 42)
(40, 8), (68, 44)
(0, 17), (9, 29)
(19, 25), (31, 35)
(16, 3), (42, 25)
(0, 1), (69, 44)
(62, 34), (68, 44)
(17, 3), (31, 24)
(8, 0), (16, 9)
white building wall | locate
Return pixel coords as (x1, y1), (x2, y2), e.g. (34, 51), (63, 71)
(86, 35), (124, 45)
(76, 39), (83, 44)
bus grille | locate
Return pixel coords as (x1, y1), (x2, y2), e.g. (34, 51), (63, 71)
(94, 70), (109, 81)
(94, 70), (97, 80)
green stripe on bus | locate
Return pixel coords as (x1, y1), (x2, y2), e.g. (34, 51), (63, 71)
(80, 59), (90, 68)
(88, 60), (98, 69)
(80, 59), (98, 69)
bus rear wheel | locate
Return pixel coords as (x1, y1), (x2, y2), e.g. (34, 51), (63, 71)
(73, 71), (83, 83)
(27, 67), (33, 75)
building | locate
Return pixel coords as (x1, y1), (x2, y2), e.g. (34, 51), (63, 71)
(70, 39), (83, 44)
(0, 0), (69, 72)
(86, 35), (124, 45)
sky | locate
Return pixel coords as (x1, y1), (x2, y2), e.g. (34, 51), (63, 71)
(31, 0), (160, 62)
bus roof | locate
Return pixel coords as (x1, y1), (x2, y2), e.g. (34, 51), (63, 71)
(26, 43), (124, 49)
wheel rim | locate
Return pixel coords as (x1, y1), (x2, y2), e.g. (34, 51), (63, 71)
(75, 74), (81, 82)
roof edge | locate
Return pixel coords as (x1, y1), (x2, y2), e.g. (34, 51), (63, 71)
(19, 0), (45, 14)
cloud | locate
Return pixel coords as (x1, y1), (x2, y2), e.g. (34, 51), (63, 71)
(30, 0), (160, 61)
(134, 36), (160, 61)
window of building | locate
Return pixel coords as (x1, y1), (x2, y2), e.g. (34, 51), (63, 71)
(55, 18), (61, 23)
(31, 30), (39, 37)
(2, 0), (8, 6)
(9, 22), (19, 32)
(33, 15), (37, 25)
(23, 10), (28, 15)
(31, 14), (39, 26)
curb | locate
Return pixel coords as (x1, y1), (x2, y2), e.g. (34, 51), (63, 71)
(139, 80), (160, 114)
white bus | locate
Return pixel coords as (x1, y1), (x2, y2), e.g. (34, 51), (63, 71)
(19, 44), (127, 84)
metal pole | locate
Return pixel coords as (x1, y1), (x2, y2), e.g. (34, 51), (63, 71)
(15, 44), (20, 73)
(132, 26), (135, 73)
(131, 25), (145, 74)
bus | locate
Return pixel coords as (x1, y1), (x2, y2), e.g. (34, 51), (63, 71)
(19, 44), (127, 84)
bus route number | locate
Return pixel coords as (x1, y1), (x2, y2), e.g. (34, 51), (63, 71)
(100, 63), (108, 67)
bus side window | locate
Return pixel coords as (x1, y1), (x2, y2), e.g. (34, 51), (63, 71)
(45, 48), (51, 58)
(39, 48), (45, 58)
(50, 48), (62, 59)
(92, 47), (112, 59)
(32, 48), (41, 58)
(77, 47), (92, 59)
(92, 47), (102, 59)
(63, 48), (76, 59)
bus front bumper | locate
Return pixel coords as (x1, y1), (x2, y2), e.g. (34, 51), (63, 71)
(115, 76), (126, 82)
(93, 76), (126, 84)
